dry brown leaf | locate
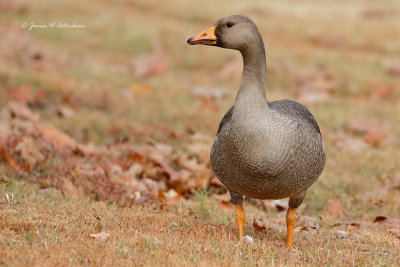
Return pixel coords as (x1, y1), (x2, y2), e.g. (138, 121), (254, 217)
(57, 105), (75, 118)
(178, 154), (207, 173)
(217, 200), (232, 209)
(253, 217), (266, 231)
(331, 217), (400, 238)
(7, 86), (33, 103)
(330, 220), (372, 228)
(125, 163), (144, 178)
(7, 102), (40, 122)
(7, 86), (44, 105)
(15, 137), (44, 170)
(187, 142), (210, 165)
(212, 191), (230, 202)
(210, 176), (223, 187)
(296, 215), (319, 230)
(347, 225), (359, 233)
(0, 121), (13, 149)
(37, 125), (77, 152)
(159, 189), (182, 205)
(322, 197), (347, 216)
(62, 179), (82, 199)
(373, 216), (400, 231)
(90, 232), (110, 242)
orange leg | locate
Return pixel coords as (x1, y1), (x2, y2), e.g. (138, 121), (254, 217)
(235, 204), (246, 239)
(286, 208), (297, 248)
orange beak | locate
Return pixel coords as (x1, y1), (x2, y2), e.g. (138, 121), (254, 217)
(187, 26), (217, 45)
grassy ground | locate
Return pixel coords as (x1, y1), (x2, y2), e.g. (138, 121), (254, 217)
(1, 0), (400, 265)
(1, 181), (399, 266)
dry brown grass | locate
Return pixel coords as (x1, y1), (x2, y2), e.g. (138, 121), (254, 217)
(1, 181), (399, 266)
(1, 0), (400, 265)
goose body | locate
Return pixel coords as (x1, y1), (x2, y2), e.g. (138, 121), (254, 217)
(211, 100), (325, 201)
(188, 15), (326, 247)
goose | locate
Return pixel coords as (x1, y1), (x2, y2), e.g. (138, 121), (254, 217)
(187, 15), (326, 248)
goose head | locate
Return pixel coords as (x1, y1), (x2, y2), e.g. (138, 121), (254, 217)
(187, 15), (262, 52)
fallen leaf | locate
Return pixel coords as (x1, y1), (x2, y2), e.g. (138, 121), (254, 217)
(57, 105), (75, 118)
(347, 225), (359, 233)
(15, 137), (44, 170)
(373, 216), (400, 231)
(7, 85), (33, 103)
(331, 217), (400, 238)
(253, 217), (266, 231)
(210, 176), (223, 187)
(125, 163), (144, 178)
(7, 86), (44, 105)
(322, 198), (347, 216)
(7, 102), (40, 122)
(37, 125), (78, 152)
(164, 189), (179, 199)
(0, 197), (7, 204)
(187, 142), (211, 165)
(0, 121), (13, 149)
(217, 200), (231, 209)
(90, 232), (110, 242)
(330, 220), (372, 228)
(62, 179), (82, 199)
(296, 215), (319, 230)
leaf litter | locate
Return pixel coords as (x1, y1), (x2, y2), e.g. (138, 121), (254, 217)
(0, 101), (214, 205)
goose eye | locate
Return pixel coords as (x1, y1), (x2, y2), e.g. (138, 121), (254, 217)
(226, 22), (233, 28)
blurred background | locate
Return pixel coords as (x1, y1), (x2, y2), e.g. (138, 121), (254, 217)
(0, 0), (399, 264)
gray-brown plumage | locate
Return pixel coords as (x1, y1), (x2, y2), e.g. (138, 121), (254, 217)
(187, 15), (326, 248)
